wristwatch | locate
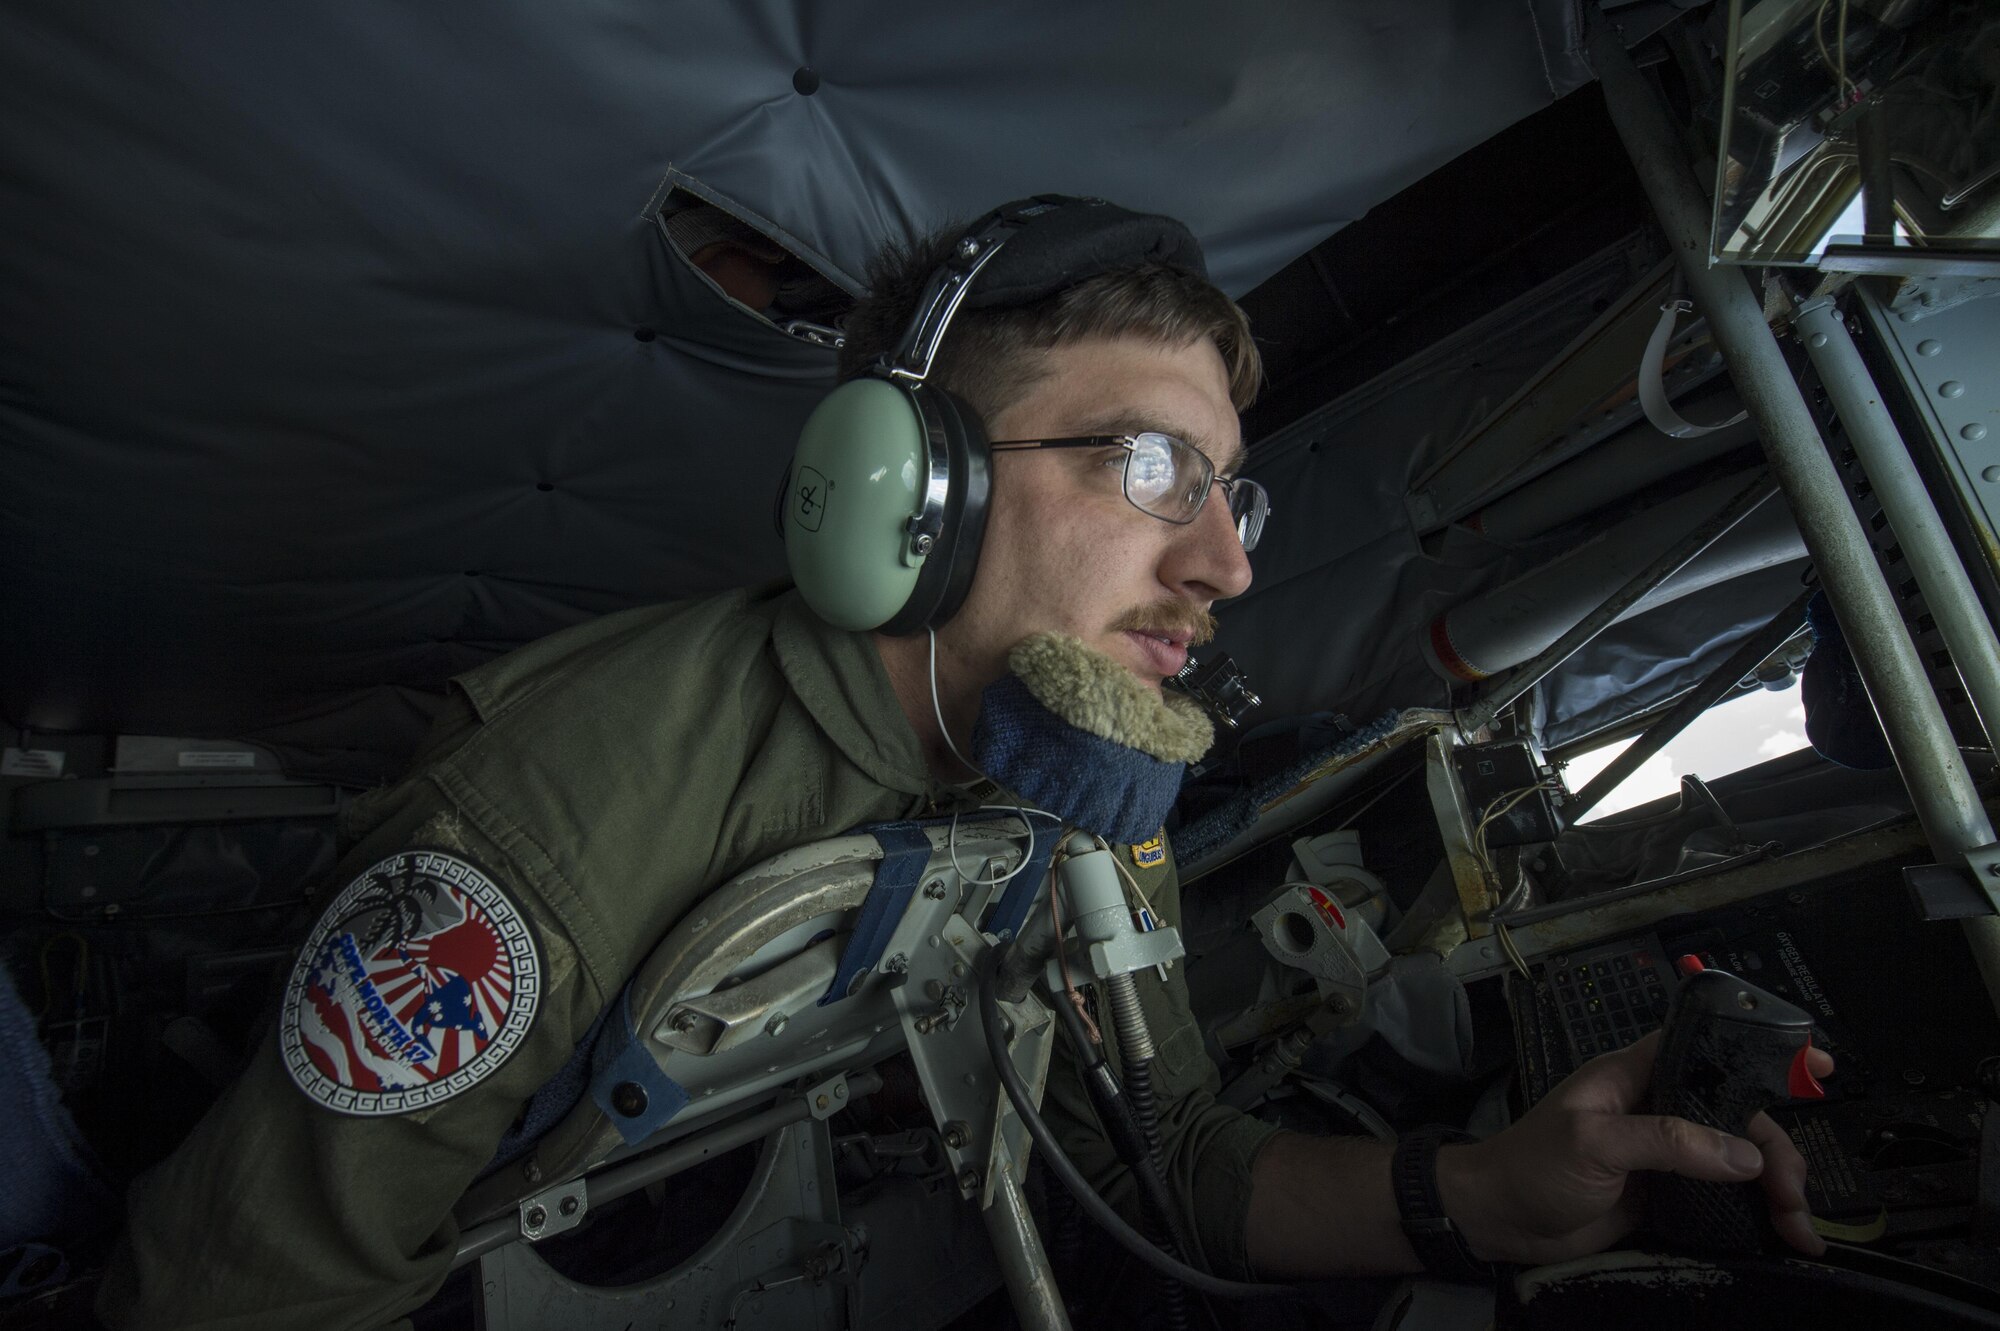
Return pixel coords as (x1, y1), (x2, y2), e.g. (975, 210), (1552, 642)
(1390, 1125), (1497, 1283)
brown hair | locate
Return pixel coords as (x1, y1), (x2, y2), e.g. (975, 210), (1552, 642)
(837, 224), (1261, 422)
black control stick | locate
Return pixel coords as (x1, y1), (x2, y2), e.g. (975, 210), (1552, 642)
(1643, 961), (1826, 1253)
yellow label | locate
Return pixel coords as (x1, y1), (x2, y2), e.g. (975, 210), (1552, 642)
(1131, 834), (1166, 869)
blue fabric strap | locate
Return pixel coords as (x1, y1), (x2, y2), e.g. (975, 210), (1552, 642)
(981, 811), (1063, 943)
(820, 821), (934, 1007)
(590, 987), (693, 1146)
(478, 998), (613, 1179)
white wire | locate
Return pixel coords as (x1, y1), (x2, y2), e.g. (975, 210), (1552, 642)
(928, 626), (984, 779)
(928, 628), (1050, 889)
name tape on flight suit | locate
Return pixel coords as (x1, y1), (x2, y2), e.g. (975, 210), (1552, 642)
(279, 850), (541, 1116)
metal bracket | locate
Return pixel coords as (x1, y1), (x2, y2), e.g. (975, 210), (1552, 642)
(1905, 844), (2000, 921)
(517, 1178), (588, 1243)
(654, 935), (841, 1055)
(1886, 275), (2000, 324)
(803, 1071), (851, 1120)
(1426, 730), (1495, 939)
(1251, 883), (1388, 1017)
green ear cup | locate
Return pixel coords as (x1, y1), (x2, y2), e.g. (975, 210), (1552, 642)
(785, 377), (930, 630)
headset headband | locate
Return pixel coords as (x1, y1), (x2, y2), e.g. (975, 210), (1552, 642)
(878, 203), (1052, 382)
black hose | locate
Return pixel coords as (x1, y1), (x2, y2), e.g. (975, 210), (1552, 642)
(1046, 980), (1191, 1252)
(1048, 986), (1196, 1328)
(977, 944), (1303, 1302)
(1124, 1057), (1192, 1331)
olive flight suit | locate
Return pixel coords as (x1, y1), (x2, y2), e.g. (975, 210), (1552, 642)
(98, 585), (1277, 1329)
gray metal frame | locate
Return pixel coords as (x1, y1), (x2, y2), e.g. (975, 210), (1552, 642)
(1580, 15), (2000, 1008)
(478, 1118), (859, 1331)
(456, 818), (1073, 1330)
(1795, 295), (2000, 762)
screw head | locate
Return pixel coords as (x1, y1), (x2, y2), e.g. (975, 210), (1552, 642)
(816, 1094), (829, 1110)
(525, 1205), (548, 1230)
(924, 879), (948, 899)
(959, 1166), (982, 1192)
(834, 1082), (845, 1099)
(670, 1009), (699, 1033)
(913, 534), (935, 555)
(765, 1011), (790, 1037)
(612, 1081), (648, 1117)
(944, 1122), (969, 1149)
(957, 238), (981, 260)
(559, 1196), (579, 1217)
(1987, 862), (2000, 878)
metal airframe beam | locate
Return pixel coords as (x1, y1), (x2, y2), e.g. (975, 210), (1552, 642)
(1587, 15), (2000, 1009)
(1795, 297), (2000, 756)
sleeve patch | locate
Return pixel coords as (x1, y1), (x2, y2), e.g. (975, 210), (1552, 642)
(1131, 834), (1167, 869)
(279, 850), (541, 1116)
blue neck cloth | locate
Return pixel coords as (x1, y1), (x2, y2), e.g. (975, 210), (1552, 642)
(971, 673), (1190, 846)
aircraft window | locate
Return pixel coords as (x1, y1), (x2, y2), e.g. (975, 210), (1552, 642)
(1562, 684), (1811, 822)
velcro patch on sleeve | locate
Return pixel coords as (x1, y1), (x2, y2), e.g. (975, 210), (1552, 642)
(279, 849), (541, 1116)
(1131, 833), (1167, 869)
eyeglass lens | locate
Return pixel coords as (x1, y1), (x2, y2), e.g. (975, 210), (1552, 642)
(1122, 432), (1266, 552)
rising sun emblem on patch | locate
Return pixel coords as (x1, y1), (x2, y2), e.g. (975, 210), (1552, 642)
(279, 850), (539, 1116)
(1131, 833), (1167, 869)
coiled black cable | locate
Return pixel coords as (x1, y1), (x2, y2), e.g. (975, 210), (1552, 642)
(1046, 978), (1196, 1327)
(1122, 1056), (1191, 1331)
(977, 944), (1302, 1303)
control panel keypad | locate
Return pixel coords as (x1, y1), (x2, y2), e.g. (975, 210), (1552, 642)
(1544, 935), (1672, 1059)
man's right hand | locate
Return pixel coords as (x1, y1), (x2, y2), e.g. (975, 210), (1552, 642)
(1437, 1031), (1832, 1266)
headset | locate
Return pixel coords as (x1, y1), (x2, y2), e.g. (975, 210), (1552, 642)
(781, 195), (1207, 635)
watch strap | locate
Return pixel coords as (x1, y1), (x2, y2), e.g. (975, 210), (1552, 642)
(1391, 1125), (1495, 1283)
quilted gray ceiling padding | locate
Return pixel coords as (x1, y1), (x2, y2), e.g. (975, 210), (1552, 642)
(2, 0), (1559, 780)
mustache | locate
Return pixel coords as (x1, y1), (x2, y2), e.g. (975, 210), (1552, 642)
(1109, 602), (1218, 646)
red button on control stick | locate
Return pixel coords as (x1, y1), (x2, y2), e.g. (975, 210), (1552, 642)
(1788, 1038), (1828, 1100)
(1675, 953), (1706, 977)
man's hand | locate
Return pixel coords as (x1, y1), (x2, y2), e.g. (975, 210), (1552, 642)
(1438, 1031), (1833, 1266)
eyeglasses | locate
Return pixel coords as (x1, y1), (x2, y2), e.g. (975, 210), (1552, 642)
(986, 432), (1270, 552)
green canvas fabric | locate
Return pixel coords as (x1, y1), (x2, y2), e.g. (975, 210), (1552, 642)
(99, 585), (1271, 1328)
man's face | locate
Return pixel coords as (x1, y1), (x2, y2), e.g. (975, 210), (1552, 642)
(939, 333), (1253, 694)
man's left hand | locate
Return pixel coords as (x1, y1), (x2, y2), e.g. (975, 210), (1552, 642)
(1437, 1030), (1833, 1265)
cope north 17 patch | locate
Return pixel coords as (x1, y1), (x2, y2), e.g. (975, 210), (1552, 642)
(1131, 833), (1167, 869)
(280, 850), (540, 1116)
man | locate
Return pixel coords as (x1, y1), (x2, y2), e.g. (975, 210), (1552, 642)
(99, 200), (1827, 1328)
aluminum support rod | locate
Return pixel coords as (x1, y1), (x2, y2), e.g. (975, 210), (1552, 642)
(452, 1070), (885, 1268)
(1588, 19), (2000, 994)
(1796, 299), (2000, 754)
(1567, 586), (1815, 821)
(981, 1147), (1073, 1331)
(1456, 472), (1776, 733)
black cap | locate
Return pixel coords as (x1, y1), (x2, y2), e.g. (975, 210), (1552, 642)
(962, 195), (1208, 310)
